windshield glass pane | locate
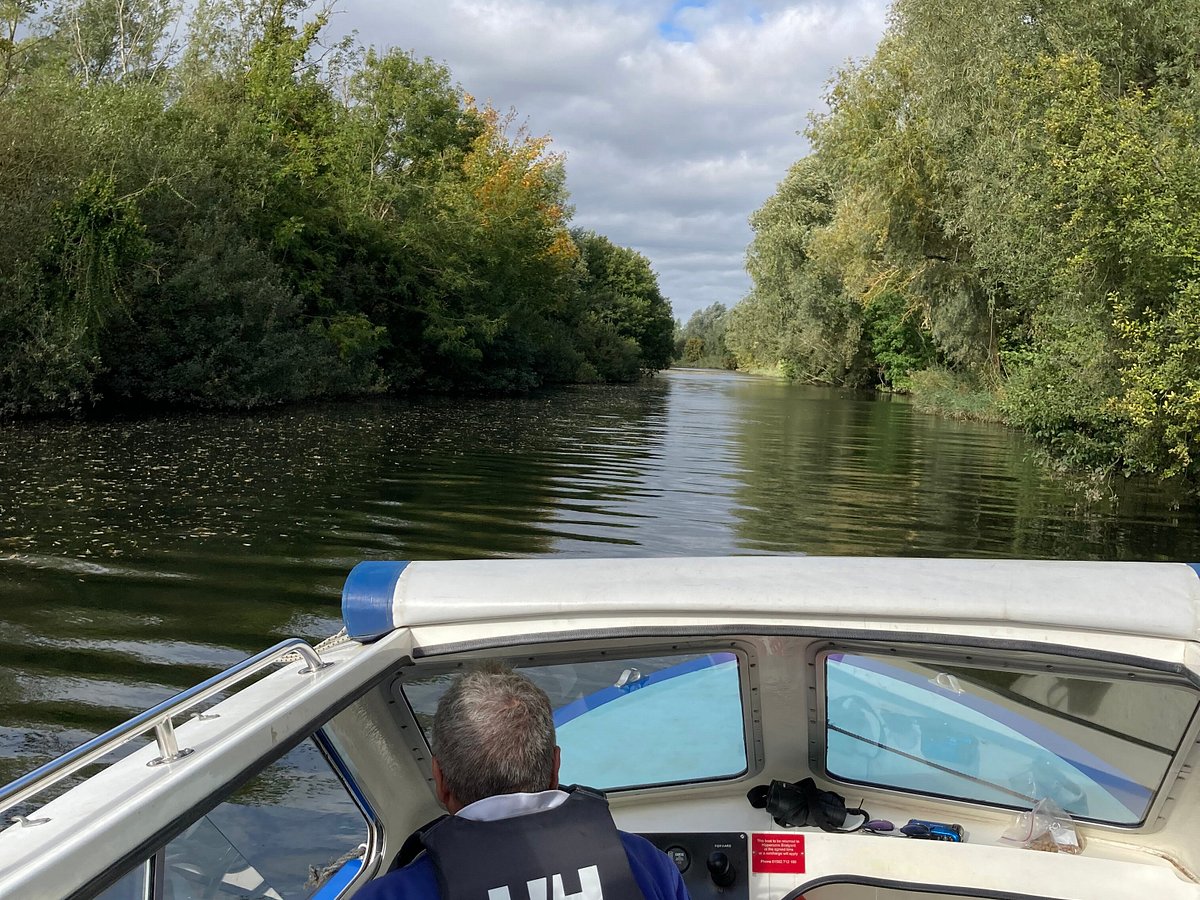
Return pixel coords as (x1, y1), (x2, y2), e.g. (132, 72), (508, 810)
(162, 737), (368, 899)
(403, 651), (748, 790)
(824, 652), (1198, 825)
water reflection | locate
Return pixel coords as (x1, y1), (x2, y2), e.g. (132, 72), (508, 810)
(1, 369), (1198, 784)
(725, 378), (1200, 559)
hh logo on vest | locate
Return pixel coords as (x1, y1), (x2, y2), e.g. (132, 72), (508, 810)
(487, 864), (604, 900)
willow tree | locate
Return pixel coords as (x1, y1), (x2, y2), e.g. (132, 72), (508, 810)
(730, 157), (868, 382)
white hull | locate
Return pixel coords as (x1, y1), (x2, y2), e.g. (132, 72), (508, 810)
(1, 556), (1198, 899)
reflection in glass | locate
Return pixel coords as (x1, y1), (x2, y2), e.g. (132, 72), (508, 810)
(825, 652), (1198, 824)
(403, 652), (748, 790)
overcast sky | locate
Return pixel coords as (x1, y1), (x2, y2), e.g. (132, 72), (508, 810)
(333, 0), (890, 321)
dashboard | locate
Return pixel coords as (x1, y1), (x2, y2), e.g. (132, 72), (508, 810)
(641, 832), (749, 900)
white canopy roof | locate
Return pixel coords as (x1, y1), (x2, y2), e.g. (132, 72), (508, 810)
(341, 557), (1200, 642)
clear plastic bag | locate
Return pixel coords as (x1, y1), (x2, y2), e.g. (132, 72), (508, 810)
(1000, 798), (1085, 854)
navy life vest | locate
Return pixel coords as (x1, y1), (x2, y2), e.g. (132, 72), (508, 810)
(420, 787), (644, 900)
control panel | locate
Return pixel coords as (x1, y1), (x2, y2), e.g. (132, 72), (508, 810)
(640, 832), (748, 900)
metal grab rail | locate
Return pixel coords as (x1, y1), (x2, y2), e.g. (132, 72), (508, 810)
(0, 638), (331, 821)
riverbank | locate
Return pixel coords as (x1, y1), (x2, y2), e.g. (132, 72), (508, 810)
(905, 369), (1005, 424)
(702, 361), (1004, 424)
(727, 0), (1200, 485)
(693, 361), (1000, 421)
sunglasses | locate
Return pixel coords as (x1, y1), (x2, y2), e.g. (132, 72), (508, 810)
(864, 819), (965, 842)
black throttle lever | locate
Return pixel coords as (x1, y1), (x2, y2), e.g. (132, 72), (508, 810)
(706, 850), (737, 888)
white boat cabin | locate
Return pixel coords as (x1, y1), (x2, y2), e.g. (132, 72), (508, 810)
(2, 557), (1199, 900)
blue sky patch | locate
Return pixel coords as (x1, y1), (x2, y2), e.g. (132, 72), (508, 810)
(658, 0), (709, 42)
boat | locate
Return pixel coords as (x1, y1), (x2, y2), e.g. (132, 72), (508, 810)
(1, 556), (1199, 899)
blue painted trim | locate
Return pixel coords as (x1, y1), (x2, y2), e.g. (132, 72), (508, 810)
(311, 857), (362, 899)
(553, 652), (736, 728)
(1188, 563), (1200, 579)
(342, 561), (408, 641)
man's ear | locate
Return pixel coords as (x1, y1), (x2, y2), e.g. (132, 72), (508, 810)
(432, 757), (453, 811)
(550, 745), (561, 790)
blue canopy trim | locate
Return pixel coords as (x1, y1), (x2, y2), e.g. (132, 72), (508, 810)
(342, 561), (409, 641)
(311, 857), (362, 898)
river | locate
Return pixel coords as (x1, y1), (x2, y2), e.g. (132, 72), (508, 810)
(2, 368), (1198, 785)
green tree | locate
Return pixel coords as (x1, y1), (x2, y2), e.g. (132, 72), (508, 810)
(0, 0), (676, 419)
(46, 0), (179, 85)
(675, 302), (734, 369)
(730, 157), (870, 383)
(573, 231), (675, 374)
(0, 0), (38, 97)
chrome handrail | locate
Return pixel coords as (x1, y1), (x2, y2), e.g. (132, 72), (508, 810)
(0, 638), (331, 821)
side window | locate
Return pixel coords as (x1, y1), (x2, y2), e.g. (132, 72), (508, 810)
(93, 863), (150, 900)
(824, 651), (1199, 825)
(162, 735), (370, 899)
(402, 651), (749, 790)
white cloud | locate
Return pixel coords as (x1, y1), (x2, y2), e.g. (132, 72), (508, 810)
(333, 0), (888, 319)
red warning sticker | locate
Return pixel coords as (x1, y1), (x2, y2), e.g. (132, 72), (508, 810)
(751, 833), (806, 874)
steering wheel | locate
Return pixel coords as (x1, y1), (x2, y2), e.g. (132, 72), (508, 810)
(828, 694), (885, 760)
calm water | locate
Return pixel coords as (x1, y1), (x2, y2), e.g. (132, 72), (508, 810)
(2, 368), (1199, 784)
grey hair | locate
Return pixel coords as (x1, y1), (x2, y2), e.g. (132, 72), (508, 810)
(432, 664), (557, 806)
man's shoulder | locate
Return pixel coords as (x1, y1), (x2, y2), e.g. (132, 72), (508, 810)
(618, 830), (666, 861)
(350, 855), (437, 900)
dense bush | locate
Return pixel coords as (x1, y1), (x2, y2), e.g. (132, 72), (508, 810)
(862, 292), (937, 390)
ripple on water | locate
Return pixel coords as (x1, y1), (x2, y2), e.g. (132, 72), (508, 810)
(1, 373), (1199, 781)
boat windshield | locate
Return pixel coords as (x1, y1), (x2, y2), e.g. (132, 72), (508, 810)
(402, 651), (748, 790)
(824, 651), (1199, 825)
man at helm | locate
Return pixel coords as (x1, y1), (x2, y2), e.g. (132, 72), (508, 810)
(356, 665), (689, 900)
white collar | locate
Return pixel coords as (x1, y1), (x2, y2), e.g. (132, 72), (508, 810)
(456, 789), (569, 823)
